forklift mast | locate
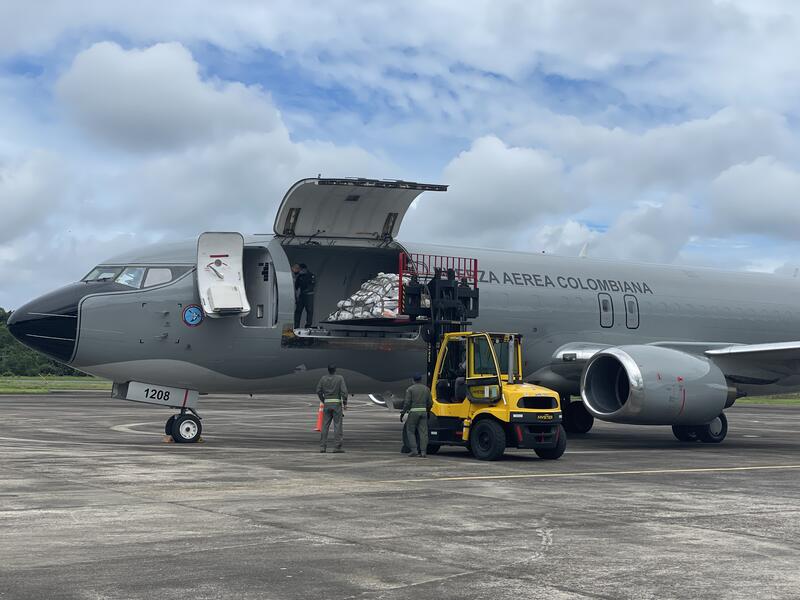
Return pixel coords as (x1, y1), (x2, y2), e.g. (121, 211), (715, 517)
(398, 253), (480, 385)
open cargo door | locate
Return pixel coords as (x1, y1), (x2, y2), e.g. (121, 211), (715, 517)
(274, 177), (447, 244)
(197, 232), (250, 318)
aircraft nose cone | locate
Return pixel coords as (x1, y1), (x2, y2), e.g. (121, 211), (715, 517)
(7, 284), (85, 363)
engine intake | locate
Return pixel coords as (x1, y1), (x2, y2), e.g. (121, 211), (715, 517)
(581, 345), (729, 425)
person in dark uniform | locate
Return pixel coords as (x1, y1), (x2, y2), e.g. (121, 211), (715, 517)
(317, 364), (348, 453)
(400, 373), (432, 457)
(293, 263), (315, 328)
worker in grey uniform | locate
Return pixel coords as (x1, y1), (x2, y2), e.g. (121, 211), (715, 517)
(400, 373), (432, 457)
(317, 364), (348, 453)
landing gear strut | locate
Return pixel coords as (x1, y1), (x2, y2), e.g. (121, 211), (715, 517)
(672, 413), (727, 444)
(165, 408), (203, 443)
(562, 398), (594, 434)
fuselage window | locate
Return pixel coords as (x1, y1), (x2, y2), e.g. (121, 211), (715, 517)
(115, 267), (146, 288)
(144, 268), (173, 287)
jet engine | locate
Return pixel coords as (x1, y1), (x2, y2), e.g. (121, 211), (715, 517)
(580, 345), (731, 425)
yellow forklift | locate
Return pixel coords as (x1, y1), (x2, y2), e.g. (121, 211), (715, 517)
(425, 330), (565, 460)
(400, 255), (565, 460)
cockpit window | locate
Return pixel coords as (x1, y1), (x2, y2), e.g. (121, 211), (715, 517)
(83, 265), (191, 288)
(115, 267), (147, 288)
(83, 267), (123, 282)
(144, 268), (173, 287)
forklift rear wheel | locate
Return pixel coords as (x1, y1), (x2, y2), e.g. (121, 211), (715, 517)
(426, 444), (441, 455)
(171, 414), (202, 443)
(469, 419), (506, 461)
(535, 425), (567, 459)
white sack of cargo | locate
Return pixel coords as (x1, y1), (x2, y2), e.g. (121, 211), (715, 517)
(327, 273), (409, 321)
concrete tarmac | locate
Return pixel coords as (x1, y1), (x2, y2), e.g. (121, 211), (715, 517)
(1, 394), (799, 599)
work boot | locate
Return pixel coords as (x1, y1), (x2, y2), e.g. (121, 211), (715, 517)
(407, 452), (419, 457)
(421, 453), (427, 458)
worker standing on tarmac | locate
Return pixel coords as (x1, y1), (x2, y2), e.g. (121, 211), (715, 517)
(317, 364), (348, 453)
(400, 374), (432, 457)
(293, 263), (316, 329)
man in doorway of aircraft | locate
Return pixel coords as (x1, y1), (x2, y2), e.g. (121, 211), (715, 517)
(317, 364), (348, 453)
(293, 263), (316, 329)
(400, 373), (433, 457)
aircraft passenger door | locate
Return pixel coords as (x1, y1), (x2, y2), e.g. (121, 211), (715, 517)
(624, 294), (639, 329)
(197, 232), (251, 318)
(598, 293), (614, 328)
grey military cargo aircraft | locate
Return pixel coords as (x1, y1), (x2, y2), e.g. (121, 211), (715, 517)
(9, 177), (800, 444)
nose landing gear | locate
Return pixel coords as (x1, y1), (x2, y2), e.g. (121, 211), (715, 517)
(165, 409), (203, 443)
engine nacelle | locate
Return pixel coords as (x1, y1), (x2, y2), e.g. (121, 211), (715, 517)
(580, 345), (729, 425)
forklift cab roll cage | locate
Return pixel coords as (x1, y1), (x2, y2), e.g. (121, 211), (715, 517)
(431, 331), (523, 405)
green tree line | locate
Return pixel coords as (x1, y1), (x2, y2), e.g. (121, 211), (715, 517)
(0, 307), (87, 376)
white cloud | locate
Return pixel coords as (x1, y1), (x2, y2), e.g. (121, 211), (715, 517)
(514, 107), (796, 199)
(124, 131), (392, 234)
(531, 197), (695, 264)
(0, 152), (69, 243)
(56, 42), (282, 151)
(4, 1), (800, 118)
(402, 136), (571, 247)
(531, 220), (599, 256)
(710, 157), (800, 239)
(2, 4), (800, 308)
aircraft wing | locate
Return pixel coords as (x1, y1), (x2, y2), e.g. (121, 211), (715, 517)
(549, 340), (800, 388)
(704, 341), (800, 385)
(705, 341), (800, 361)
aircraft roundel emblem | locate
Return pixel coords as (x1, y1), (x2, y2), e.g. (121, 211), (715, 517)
(182, 305), (204, 327)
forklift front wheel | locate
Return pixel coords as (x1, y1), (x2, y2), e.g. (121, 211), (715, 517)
(469, 419), (506, 461)
(535, 425), (567, 460)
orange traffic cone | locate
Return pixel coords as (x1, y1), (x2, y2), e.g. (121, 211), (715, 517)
(314, 402), (324, 432)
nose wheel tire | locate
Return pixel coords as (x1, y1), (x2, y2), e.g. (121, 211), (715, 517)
(469, 419), (506, 461)
(164, 415), (176, 436)
(171, 414), (202, 443)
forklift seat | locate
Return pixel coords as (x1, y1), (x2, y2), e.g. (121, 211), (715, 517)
(436, 379), (451, 402)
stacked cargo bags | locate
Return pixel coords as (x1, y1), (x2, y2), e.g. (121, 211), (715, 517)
(327, 273), (411, 321)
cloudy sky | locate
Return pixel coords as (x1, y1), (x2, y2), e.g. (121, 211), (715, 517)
(2, 1), (800, 308)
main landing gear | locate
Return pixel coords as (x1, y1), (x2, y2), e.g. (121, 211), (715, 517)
(164, 409), (203, 443)
(672, 413), (728, 444)
(562, 397), (594, 434)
